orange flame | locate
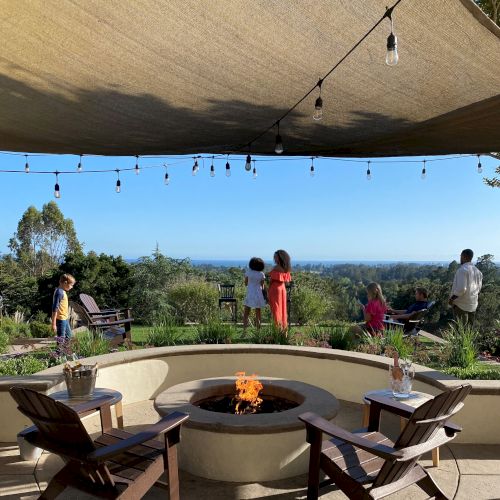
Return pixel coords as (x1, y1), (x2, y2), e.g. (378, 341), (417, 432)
(234, 371), (263, 414)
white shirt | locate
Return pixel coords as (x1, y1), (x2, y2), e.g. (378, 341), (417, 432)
(451, 262), (483, 312)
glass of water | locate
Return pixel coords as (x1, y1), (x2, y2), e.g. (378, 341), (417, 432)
(389, 360), (414, 398)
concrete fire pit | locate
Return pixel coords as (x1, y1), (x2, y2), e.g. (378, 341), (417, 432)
(154, 376), (339, 481)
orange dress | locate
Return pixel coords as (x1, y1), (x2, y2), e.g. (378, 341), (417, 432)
(268, 270), (291, 328)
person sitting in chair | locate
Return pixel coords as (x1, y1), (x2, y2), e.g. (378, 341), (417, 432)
(387, 287), (429, 332)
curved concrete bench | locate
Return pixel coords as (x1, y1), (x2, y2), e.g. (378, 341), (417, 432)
(1, 345), (499, 443)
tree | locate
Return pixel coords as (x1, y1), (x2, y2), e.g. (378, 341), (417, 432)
(9, 202), (81, 277)
(475, 0), (500, 25)
(484, 154), (500, 188)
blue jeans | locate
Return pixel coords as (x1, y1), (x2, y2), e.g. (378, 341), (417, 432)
(56, 319), (72, 339)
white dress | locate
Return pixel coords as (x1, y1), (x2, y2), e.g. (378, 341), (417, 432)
(244, 269), (267, 308)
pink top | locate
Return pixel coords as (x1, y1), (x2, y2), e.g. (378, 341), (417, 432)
(365, 299), (387, 331)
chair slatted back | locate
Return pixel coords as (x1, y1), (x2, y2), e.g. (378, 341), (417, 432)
(80, 293), (101, 314)
(10, 387), (96, 458)
(373, 384), (471, 487)
(218, 284), (235, 299)
(70, 301), (93, 328)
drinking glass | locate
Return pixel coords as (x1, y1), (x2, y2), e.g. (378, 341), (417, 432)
(389, 360), (414, 398)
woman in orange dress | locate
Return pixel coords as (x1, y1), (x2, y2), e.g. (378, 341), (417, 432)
(268, 249), (292, 329)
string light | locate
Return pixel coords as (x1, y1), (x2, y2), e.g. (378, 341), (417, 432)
(386, 8), (398, 66)
(274, 121), (284, 154)
(54, 172), (60, 199)
(24, 155), (29, 174)
(115, 170), (121, 193)
(210, 157), (215, 177)
(164, 164), (170, 185)
(421, 160), (426, 179)
(366, 160), (372, 180)
(310, 157), (315, 177)
(313, 80), (323, 121)
(225, 156), (231, 177)
(135, 155), (140, 175)
(245, 153), (252, 171)
(77, 154), (82, 173)
(192, 158), (199, 176)
(477, 154), (483, 174)
(252, 160), (257, 179)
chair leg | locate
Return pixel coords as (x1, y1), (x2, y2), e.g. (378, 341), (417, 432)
(305, 428), (323, 500)
(164, 438), (180, 500)
(416, 470), (448, 499)
(38, 473), (67, 499)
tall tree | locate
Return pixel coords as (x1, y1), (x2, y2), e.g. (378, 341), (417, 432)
(9, 202), (81, 277)
(475, 0), (500, 25)
(484, 153), (500, 188)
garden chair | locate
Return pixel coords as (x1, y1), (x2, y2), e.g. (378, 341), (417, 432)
(70, 301), (132, 348)
(218, 284), (237, 323)
(299, 384), (471, 500)
(80, 293), (133, 321)
(10, 387), (188, 500)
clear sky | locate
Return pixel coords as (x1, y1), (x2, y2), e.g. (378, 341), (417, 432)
(0, 152), (498, 262)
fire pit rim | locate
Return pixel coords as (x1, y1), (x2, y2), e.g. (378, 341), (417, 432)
(154, 376), (339, 434)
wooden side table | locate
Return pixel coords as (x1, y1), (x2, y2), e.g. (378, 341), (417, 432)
(362, 389), (440, 467)
(49, 388), (124, 431)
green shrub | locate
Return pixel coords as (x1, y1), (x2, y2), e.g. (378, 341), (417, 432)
(384, 328), (414, 360)
(442, 321), (478, 369)
(290, 287), (329, 325)
(0, 317), (31, 340)
(0, 329), (9, 354)
(146, 316), (183, 346)
(328, 323), (354, 350)
(168, 281), (218, 324)
(71, 330), (111, 358)
(29, 321), (53, 338)
(196, 320), (236, 344)
(443, 366), (500, 380)
(247, 323), (289, 345)
(0, 355), (50, 376)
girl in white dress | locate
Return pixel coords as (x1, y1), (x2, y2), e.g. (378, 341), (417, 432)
(243, 257), (266, 331)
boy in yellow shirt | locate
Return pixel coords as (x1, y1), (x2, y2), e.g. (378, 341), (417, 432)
(51, 274), (76, 346)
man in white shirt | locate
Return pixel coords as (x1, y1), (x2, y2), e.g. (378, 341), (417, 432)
(449, 249), (483, 324)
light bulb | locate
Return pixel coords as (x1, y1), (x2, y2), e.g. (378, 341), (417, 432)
(386, 33), (398, 66)
(245, 154), (252, 171)
(477, 156), (483, 173)
(421, 168), (426, 180)
(210, 165), (215, 177)
(253, 167), (257, 179)
(135, 165), (140, 175)
(164, 173), (170, 185)
(77, 155), (82, 173)
(310, 165), (315, 177)
(275, 134), (284, 154)
(366, 162), (372, 180)
(116, 179), (121, 193)
(313, 96), (323, 121)
(54, 183), (60, 199)
(193, 159), (199, 175)
(225, 161), (231, 177)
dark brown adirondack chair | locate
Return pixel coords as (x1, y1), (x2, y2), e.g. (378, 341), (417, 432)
(80, 293), (134, 330)
(72, 300), (132, 348)
(10, 387), (188, 500)
(299, 384), (471, 500)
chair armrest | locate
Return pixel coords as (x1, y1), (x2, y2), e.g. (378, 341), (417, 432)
(87, 412), (189, 463)
(87, 311), (119, 317)
(91, 318), (134, 327)
(299, 412), (402, 461)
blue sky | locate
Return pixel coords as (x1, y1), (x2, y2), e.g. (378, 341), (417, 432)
(0, 152), (498, 262)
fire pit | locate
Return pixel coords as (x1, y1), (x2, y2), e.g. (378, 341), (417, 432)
(154, 376), (339, 481)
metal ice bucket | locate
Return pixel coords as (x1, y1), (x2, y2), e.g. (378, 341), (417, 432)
(63, 365), (97, 398)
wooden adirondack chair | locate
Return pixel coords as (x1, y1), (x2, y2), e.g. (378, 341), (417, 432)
(70, 301), (132, 348)
(299, 384), (471, 500)
(10, 387), (189, 500)
(80, 293), (131, 318)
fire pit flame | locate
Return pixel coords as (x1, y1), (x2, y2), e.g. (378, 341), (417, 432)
(234, 371), (263, 414)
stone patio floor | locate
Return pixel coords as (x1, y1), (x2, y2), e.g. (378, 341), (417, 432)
(1, 399), (499, 500)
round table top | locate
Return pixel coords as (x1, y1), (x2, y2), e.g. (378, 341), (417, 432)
(362, 389), (432, 408)
(49, 387), (122, 407)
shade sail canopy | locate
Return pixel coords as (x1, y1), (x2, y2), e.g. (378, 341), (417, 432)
(0, 0), (499, 157)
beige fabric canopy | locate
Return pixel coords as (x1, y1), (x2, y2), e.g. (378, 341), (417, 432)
(0, 0), (499, 157)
